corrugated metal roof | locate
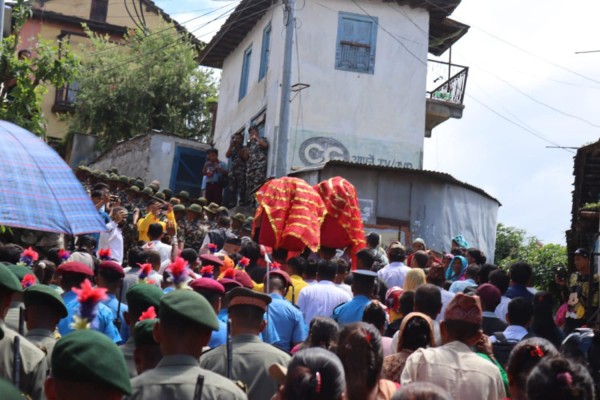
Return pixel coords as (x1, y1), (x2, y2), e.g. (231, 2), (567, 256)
(302, 159), (502, 205)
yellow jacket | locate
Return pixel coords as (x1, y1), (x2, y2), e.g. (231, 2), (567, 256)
(137, 210), (177, 242)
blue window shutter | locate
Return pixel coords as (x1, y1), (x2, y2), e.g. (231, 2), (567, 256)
(259, 23), (271, 81)
(239, 46), (252, 101)
(335, 12), (378, 74)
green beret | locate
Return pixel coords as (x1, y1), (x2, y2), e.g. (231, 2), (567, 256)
(126, 284), (163, 318)
(133, 319), (158, 347)
(24, 284), (68, 318)
(5, 263), (38, 283)
(160, 290), (219, 331)
(52, 330), (131, 395)
(0, 377), (22, 400)
(173, 204), (186, 212)
(0, 263), (23, 293)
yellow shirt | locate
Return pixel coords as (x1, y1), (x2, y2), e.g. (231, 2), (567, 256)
(136, 210), (177, 242)
(253, 274), (307, 304)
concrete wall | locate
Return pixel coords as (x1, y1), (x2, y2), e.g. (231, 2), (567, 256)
(91, 134), (152, 179)
(90, 133), (211, 189)
(213, 0), (429, 175)
(295, 165), (500, 261)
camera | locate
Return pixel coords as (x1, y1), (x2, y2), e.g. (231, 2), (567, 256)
(556, 265), (568, 280)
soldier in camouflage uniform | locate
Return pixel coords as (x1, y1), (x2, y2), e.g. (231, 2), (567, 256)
(225, 132), (247, 207)
(122, 186), (142, 250)
(243, 126), (269, 199)
(182, 204), (208, 252)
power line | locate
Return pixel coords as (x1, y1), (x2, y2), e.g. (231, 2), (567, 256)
(419, 0), (600, 86)
(467, 93), (575, 154)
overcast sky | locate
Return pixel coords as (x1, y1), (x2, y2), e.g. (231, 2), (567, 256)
(156, 0), (600, 246)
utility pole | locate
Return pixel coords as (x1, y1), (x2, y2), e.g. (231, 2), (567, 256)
(0, 0), (5, 42)
(275, 0), (296, 178)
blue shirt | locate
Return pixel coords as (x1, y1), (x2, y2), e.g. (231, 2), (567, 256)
(266, 293), (307, 352)
(331, 295), (372, 326)
(58, 290), (122, 343)
(218, 307), (280, 344)
(505, 284), (534, 302)
(102, 293), (130, 344)
(209, 319), (227, 348)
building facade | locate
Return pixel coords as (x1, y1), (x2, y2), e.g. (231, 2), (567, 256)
(200, 0), (469, 176)
(18, 0), (191, 142)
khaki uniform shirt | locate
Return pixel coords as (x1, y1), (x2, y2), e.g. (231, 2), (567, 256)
(25, 328), (58, 360)
(127, 354), (246, 400)
(200, 334), (290, 400)
(120, 336), (137, 378)
(401, 340), (506, 400)
(0, 321), (47, 400)
(5, 301), (26, 334)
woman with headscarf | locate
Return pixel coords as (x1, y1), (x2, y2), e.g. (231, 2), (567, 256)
(403, 268), (426, 291)
(445, 255), (468, 283)
(382, 312), (435, 382)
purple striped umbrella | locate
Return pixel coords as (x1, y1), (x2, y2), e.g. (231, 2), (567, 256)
(0, 121), (106, 235)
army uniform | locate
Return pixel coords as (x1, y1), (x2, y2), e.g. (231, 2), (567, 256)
(120, 283), (164, 378)
(0, 263), (47, 400)
(227, 145), (247, 207)
(23, 283), (68, 360)
(246, 138), (269, 196)
(184, 219), (209, 252)
(128, 290), (246, 400)
(200, 288), (291, 400)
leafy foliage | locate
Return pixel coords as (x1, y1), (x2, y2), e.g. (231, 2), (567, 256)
(0, 0), (80, 136)
(68, 25), (218, 149)
(495, 223), (567, 297)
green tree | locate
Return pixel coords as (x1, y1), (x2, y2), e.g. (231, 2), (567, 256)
(68, 25), (218, 149)
(494, 223), (567, 297)
(0, 0), (80, 137)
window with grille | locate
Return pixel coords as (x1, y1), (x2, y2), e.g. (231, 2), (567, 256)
(335, 12), (378, 74)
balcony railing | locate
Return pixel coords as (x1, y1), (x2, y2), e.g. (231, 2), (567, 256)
(426, 60), (468, 105)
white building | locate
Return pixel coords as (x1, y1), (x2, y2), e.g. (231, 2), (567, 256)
(200, 0), (469, 175)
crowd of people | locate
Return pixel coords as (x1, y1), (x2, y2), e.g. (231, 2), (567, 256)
(0, 166), (598, 400)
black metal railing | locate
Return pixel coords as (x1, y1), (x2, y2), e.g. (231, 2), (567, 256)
(426, 60), (468, 105)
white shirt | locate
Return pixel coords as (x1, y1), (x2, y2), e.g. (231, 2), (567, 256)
(437, 287), (456, 323)
(143, 240), (172, 265)
(336, 283), (353, 296)
(98, 221), (124, 264)
(490, 325), (529, 343)
(377, 262), (411, 288)
(495, 296), (510, 322)
(401, 341), (506, 400)
(297, 280), (352, 324)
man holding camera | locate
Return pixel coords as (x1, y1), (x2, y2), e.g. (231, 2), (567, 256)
(225, 131), (247, 208)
